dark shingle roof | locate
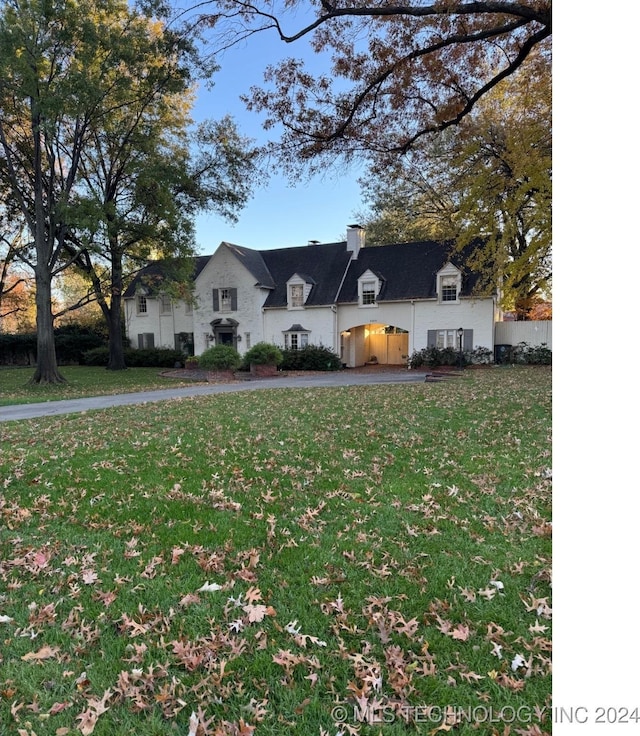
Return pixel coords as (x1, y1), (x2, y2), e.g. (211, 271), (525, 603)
(123, 255), (211, 298)
(336, 240), (483, 303)
(260, 242), (353, 307)
(222, 243), (275, 289)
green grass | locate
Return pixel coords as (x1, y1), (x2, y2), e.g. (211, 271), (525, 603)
(0, 366), (552, 735)
(0, 366), (203, 406)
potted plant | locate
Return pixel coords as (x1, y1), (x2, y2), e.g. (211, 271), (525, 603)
(184, 356), (199, 370)
(243, 342), (283, 377)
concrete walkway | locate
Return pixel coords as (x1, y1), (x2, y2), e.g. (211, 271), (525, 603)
(0, 370), (426, 423)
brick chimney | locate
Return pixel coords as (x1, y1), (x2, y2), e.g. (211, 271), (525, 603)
(346, 224), (365, 258)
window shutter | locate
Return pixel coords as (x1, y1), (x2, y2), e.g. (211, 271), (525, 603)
(138, 334), (144, 349)
(146, 333), (155, 349)
(231, 288), (237, 311)
(463, 329), (473, 352)
(427, 330), (437, 348)
(213, 289), (219, 311)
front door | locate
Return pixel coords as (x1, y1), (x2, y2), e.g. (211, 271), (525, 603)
(217, 331), (234, 346)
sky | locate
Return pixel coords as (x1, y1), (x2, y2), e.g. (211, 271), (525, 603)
(187, 11), (366, 255)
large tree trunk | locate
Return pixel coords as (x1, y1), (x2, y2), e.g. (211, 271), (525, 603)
(106, 253), (126, 371)
(30, 263), (65, 384)
(106, 293), (126, 371)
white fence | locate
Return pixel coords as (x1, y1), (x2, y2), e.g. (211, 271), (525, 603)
(494, 320), (552, 350)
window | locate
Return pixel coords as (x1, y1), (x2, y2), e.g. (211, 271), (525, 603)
(362, 281), (377, 305)
(245, 332), (251, 349)
(437, 269), (461, 303)
(213, 288), (237, 312)
(160, 294), (172, 314)
(185, 301), (193, 315)
(220, 288), (232, 312)
(436, 330), (457, 349)
(441, 283), (457, 302)
(137, 332), (155, 348)
(284, 332), (309, 349)
(137, 295), (147, 314)
(290, 284), (304, 308)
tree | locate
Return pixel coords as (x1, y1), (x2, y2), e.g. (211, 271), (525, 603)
(191, 0), (551, 170)
(56, 11), (257, 371)
(0, 0), (253, 381)
(357, 51), (551, 315)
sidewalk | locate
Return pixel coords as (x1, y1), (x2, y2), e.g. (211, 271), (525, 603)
(0, 369), (426, 423)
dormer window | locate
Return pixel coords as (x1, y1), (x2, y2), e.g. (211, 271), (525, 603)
(437, 263), (462, 304)
(362, 281), (377, 305)
(358, 270), (381, 307)
(441, 278), (458, 302)
(290, 284), (304, 307)
(287, 274), (313, 309)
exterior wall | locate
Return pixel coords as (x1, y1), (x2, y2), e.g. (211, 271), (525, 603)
(193, 246), (267, 355)
(124, 296), (194, 350)
(262, 305), (337, 350)
(495, 320), (552, 350)
(337, 297), (496, 366)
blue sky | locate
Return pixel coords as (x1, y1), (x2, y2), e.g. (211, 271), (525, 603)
(188, 15), (366, 254)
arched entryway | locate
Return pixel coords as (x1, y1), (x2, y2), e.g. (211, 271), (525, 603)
(341, 323), (409, 367)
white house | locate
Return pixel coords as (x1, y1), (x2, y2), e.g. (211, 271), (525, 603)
(124, 227), (500, 367)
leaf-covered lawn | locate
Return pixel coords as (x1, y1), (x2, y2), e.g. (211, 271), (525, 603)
(0, 367), (551, 735)
(0, 367), (204, 406)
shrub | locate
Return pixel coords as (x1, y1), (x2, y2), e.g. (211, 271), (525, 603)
(198, 345), (242, 371)
(469, 346), (494, 365)
(408, 346), (465, 368)
(511, 341), (552, 365)
(82, 347), (185, 368)
(242, 342), (283, 368)
(280, 345), (342, 371)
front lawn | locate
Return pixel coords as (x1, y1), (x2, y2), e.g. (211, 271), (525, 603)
(0, 366), (202, 406)
(0, 367), (552, 735)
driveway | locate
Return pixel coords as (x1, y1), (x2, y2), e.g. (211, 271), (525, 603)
(0, 369), (427, 423)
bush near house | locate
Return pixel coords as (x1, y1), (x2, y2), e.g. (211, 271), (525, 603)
(241, 342), (283, 369)
(280, 345), (342, 371)
(511, 342), (552, 365)
(408, 346), (467, 368)
(197, 345), (242, 371)
(0, 325), (107, 366)
(82, 347), (185, 368)
(408, 342), (551, 369)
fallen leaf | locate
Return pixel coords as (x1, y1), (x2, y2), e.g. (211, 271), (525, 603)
(21, 645), (60, 662)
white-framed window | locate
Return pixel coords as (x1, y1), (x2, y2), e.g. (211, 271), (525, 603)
(436, 329), (458, 349)
(159, 294), (172, 314)
(361, 281), (377, 305)
(440, 277), (458, 302)
(290, 283), (304, 308)
(136, 295), (147, 315)
(213, 288), (237, 313)
(437, 264), (462, 303)
(185, 301), (193, 315)
(220, 288), (232, 312)
(358, 270), (380, 307)
(245, 332), (251, 349)
(284, 332), (309, 349)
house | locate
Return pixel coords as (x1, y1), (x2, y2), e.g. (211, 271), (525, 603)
(124, 226), (500, 366)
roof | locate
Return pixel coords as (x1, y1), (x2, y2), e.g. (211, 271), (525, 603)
(123, 255), (211, 298)
(260, 242), (353, 307)
(222, 243), (275, 289)
(336, 240), (483, 303)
